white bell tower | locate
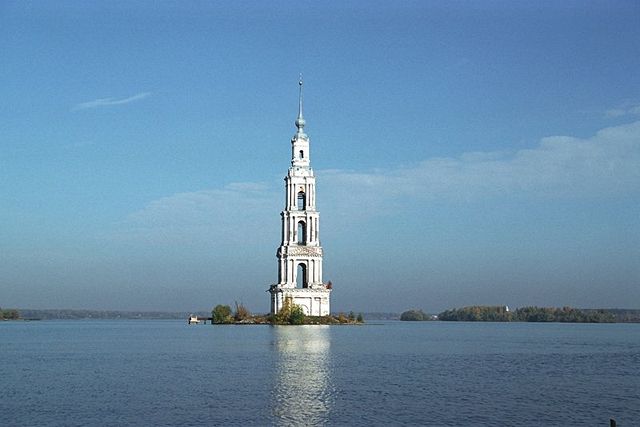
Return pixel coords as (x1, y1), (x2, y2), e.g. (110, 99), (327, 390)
(269, 77), (331, 316)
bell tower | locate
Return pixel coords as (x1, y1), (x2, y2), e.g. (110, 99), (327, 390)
(269, 77), (331, 316)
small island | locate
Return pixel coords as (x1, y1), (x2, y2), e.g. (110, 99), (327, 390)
(205, 300), (364, 325)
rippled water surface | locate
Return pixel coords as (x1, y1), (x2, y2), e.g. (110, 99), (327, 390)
(2, 320), (639, 426)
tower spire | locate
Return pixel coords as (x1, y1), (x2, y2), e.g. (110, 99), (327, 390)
(295, 74), (306, 137)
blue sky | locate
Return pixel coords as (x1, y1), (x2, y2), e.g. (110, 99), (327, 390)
(1, 1), (639, 313)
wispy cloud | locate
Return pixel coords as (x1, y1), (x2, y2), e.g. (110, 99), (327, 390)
(72, 92), (151, 111)
(115, 182), (279, 245)
(605, 102), (640, 118)
(126, 182), (275, 227)
(320, 119), (640, 211)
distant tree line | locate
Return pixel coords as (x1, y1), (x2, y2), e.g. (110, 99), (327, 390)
(400, 309), (432, 321)
(360, 312), (400, 320)
(514, 306), (615, 323)
(17, 309), (204, 320)
(436, 306), (615, 323)
(585, 309), (640, 323)
(438, 306), (513, 322)
(399, 306), (621, 322)
(1, 308), (20, 320)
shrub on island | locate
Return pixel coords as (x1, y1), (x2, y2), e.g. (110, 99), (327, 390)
(272, 298), (306, 325)
(234, 301), (251, 322)
(211, 304), (233, 324)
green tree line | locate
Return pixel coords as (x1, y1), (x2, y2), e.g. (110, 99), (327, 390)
(400, 309), (431, 321)
(436, 306), (615, 323)
(1, 308), (20, 320)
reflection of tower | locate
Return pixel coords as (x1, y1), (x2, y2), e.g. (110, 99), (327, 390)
(268, 78), (331, 316)
(272, 326), (333, 425)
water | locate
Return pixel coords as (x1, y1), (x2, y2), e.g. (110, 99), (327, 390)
(2, 321), (639, 426)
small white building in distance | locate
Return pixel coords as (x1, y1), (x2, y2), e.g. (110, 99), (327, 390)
(268, 79), (331, 316)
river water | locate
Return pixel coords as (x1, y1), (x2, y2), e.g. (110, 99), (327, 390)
(2, 320), (638, 426)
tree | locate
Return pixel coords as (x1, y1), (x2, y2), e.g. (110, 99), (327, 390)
(288, 304), (305, 325)
(356, 313), (364, 323)
(212, 305), (232, 324)
(234, 301), (250, 321)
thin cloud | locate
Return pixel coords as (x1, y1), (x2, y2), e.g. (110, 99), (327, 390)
(126, 182), (275, 227)
(72, 92), (151, 111)
(321, 119), (640, 207)
(605, 102), (640, 118)
(114, 182), (279, 245)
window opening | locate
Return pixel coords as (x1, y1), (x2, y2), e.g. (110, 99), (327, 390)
(297, 221), (306, 244)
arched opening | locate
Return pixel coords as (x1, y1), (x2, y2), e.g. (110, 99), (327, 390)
(299, 150), (304, 159)
(297, 221), (306, 245)
(297, 191), (305, 210)
(296, 263), (307, 288)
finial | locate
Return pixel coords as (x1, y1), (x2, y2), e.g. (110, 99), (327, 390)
(295, 74), (306, 135)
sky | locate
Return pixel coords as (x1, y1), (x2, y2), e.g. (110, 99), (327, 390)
(1, 0), (639, 313)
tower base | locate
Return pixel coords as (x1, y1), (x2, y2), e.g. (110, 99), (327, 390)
(269, 285), (331, 316)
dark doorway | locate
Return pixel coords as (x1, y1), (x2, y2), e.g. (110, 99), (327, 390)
(297, 263), (307, 288)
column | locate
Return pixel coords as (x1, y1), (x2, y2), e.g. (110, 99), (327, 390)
(290, 216), (295, 244)
(289, 182), (294, 208)
(310, 184), (314, 208)
(292, 216), (296, 243)
(288, 260), (294, 287)
(315, 217), (318, 241)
